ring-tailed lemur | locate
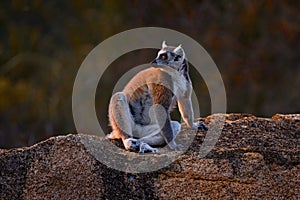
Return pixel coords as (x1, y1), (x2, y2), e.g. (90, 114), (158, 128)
(106, 41), (205, 154)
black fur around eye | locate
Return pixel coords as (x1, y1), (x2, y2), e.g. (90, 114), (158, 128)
(174, 55), (181, 61)
(169, 52), (181, 61)
(160, 53), (168, 60)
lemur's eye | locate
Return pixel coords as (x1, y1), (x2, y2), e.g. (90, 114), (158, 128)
(160, 53), (168, 60)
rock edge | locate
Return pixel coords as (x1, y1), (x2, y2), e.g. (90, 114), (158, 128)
(0, 113), (299, 199)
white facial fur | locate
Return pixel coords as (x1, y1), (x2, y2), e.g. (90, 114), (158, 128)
(154, 41), (186, 70)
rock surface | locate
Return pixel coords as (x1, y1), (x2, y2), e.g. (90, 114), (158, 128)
(0, 113), (299, 199)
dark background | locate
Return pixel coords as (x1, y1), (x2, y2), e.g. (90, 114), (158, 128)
(0, 0), (299, 148)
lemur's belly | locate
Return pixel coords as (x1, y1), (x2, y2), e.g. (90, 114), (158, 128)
(132, 123), (161, 139)
(128, 87), (154, 126)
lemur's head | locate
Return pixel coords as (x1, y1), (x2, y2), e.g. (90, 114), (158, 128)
(152, 41), (186, 71)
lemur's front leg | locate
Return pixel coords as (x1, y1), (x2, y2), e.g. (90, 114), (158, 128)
(178, 96), (207, 131)
(149, 83), (184, 151)
(178, 97), (196, 128)
(150, 104), (184, 151)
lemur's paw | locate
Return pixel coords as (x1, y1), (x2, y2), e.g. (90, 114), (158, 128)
(124, 138), (140, 152)
(139, 142), (160, 154)
(194, 120), (208, 132)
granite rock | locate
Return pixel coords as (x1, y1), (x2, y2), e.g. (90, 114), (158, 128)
(0, 113), (299, 199)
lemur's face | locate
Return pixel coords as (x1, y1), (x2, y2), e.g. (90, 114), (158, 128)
(152, 41), (186, 70)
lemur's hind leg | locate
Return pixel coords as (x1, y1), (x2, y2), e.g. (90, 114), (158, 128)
(171, 121), (181, 137)
(107, 92), (139, 151)
(138, 121), (182, 153)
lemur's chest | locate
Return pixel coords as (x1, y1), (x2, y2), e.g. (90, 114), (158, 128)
(158, 67), (189, 98)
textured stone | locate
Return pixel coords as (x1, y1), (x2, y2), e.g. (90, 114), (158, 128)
(0, 113), (299, 199)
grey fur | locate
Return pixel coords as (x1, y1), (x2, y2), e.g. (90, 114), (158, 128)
(107, 41), (200, 153)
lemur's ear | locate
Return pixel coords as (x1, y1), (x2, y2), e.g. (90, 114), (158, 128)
(174, 44), (186, 60)
(173, 44), (182, 53)
(162, 41), (167, 48)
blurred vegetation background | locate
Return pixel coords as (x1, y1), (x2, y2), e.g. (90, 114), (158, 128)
(0, 0), (299, 148)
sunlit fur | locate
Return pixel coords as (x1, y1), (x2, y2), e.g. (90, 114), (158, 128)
(107, 41), (199, 154)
